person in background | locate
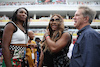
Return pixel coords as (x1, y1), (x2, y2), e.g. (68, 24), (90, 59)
(35, 37), (41, 50)
(25, 31), (37, 67)
(2, 7), (29, 67)
(70, 6), (100, 67)
(0, 30), (3, 46)
(35, 37), (41, 46)
(35, 37), (41, 67)
(67, 43), (74, 59)
(39, 14), (72, 67)
(0, 30), (3, 60)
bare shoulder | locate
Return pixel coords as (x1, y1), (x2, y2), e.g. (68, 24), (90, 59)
(61, 32), (71, 40)
(62, 32), (71, 37)
(4, 22), (15, 30)
(3, 22), (16, 33)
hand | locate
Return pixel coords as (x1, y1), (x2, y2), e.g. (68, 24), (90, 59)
(34, 61), (37, 67)
(44, 29), (50, 38)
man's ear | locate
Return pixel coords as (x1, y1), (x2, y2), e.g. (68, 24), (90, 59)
(84, 16), (89, 23)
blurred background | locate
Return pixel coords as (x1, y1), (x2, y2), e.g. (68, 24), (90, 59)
(0, 0), (100, 66)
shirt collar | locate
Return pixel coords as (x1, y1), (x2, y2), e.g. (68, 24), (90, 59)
(77, 25), (90, 36)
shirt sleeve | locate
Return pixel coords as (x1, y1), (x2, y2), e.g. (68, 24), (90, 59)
(32, 41), (37, 52)
(32, 41), (36, 44)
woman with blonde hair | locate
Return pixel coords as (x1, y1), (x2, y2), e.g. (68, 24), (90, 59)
(39, 14), (72, 67)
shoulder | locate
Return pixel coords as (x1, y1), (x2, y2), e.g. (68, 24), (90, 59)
(62, 32), (71, 39)
(83, 28), (100, 40)
(31, 40), (36, 44)
(62, 32), (71, 37)
(84, 28), (99, 36)
(5, 21), (16, 27)
(4, 22), (15, 31)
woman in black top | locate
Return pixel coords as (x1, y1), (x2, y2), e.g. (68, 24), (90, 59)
(39, 14), (72, 67)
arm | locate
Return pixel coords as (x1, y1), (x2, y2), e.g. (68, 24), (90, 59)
(38, 48), (44, 67)
(2, 23), (15, 67)
(44, 30), (71, 53)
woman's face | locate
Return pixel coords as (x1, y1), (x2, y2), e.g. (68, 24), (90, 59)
(17, 8), (27, 22)
(50, 16), (60, 31)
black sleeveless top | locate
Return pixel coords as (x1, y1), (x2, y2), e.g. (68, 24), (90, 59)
(53, 44), (70, 67)
(43, 50), (54, 67)
(53, 32), (71, 67)
(43, 32), (72, 67)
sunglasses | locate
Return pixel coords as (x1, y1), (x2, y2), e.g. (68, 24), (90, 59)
(50, 18), (60, 22)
